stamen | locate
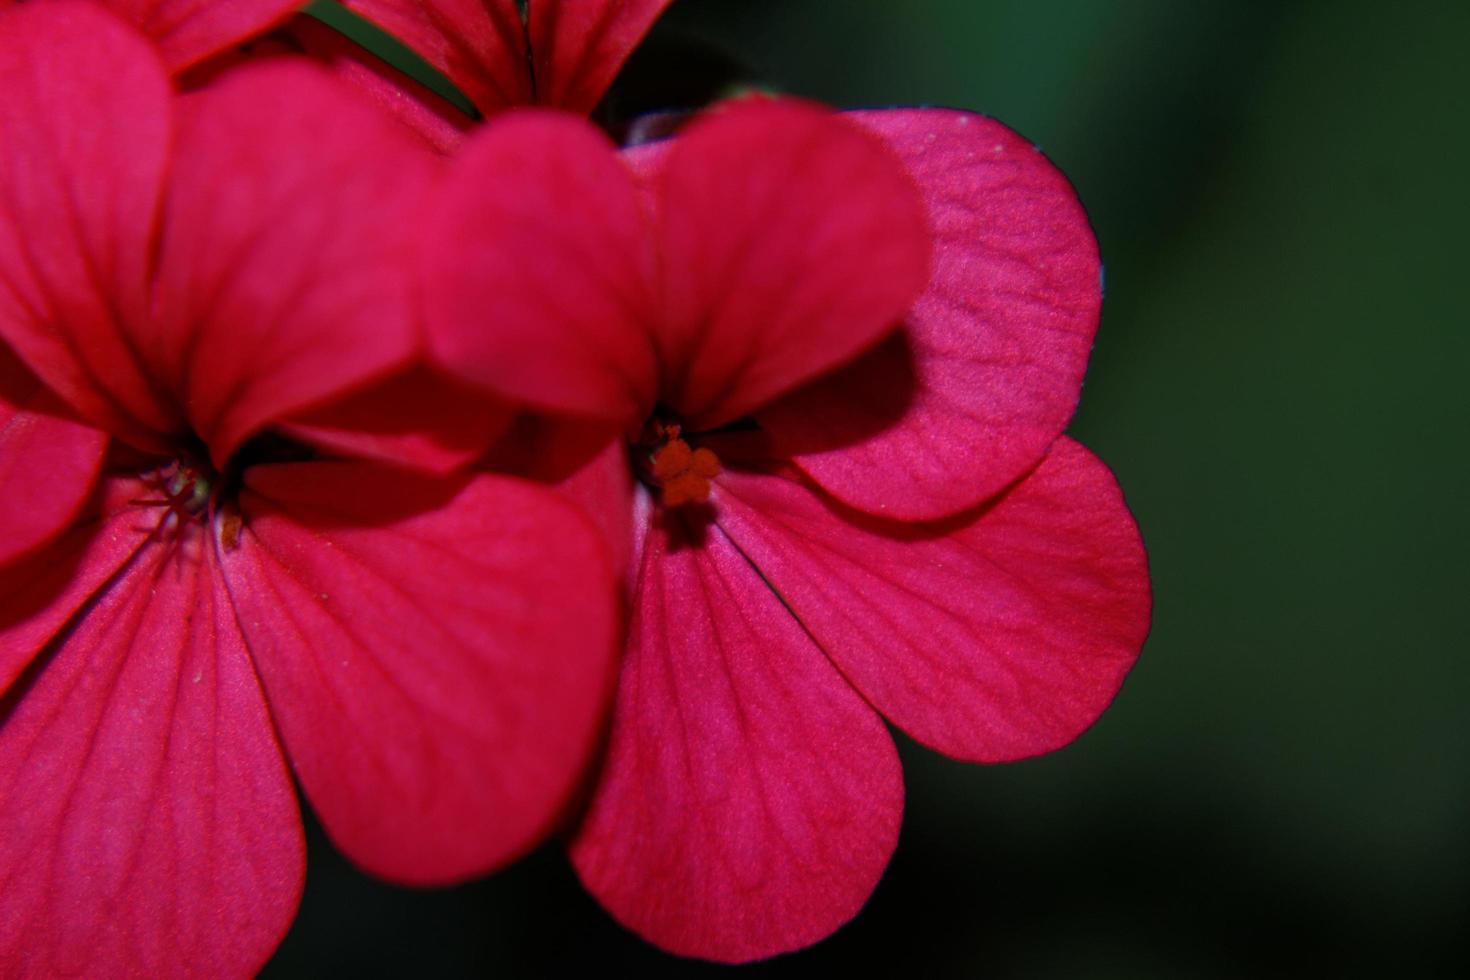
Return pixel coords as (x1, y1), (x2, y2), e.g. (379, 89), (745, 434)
(646, 422), (721, 507)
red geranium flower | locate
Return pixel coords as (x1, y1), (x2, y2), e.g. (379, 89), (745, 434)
(421, 99), (1152, 961)
(0, 4), (618, 974)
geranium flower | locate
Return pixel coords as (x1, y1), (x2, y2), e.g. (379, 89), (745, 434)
(420, 99), (1152, 960)
(0, 0), (303, 71)
(0, 4), (617, 974)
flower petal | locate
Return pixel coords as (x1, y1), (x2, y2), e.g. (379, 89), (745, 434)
(0, 535), (303, 977)
(0, 347), (107, 567)
(569, 508), (903, 962)
(108, 0), (300, 71)
(653, 99), (930, 430)
(711, 437), (1151, 762)
(224, 461), (619, 883)
(277, 362), (514, 476)
(0, 475), (151, 695)
(529, 0), (672, 114)
(0, 1), (177, 449)
(759, 109), (1103, 520)
(150, 61), (435, 465)
(341, 0), (532, 114)
(422, 111), (657, 423)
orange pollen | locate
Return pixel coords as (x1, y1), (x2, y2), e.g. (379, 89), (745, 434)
(649, 433), (721, 507)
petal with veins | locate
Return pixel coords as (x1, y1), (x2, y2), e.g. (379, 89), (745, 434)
(570, 508), (902, 963)
(712, 437), (1151, 762)
(760, 109), (1103, 520)
(529, 0), (673, 114)
(225, 461), (619, 883)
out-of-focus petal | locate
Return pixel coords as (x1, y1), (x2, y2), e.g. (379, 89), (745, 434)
(529, 0), (672, 114)
(570, 509), (903, 962)
(0, 536), (303, 977)
(712, 437), (1151, 762)
(0, 475), (152, 695)
(0, 348), (107, 567)
(0, 1), (177, 449)
(224, 461), (619, 883)
(760, 109), (1103, 520)
(150, 61), (435, 465)
(342, 0), (532, 114)
(422, 112), (657, 423)
(279, 14), (473, 154)
(652, 99), (930, 431)
(107, 0), (300, 71)
(277, 363), (514, 476)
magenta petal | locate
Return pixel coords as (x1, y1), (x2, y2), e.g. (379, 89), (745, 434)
(342, 0), (532, 114)
(277, 363), (514, 475)
(0, 539), (303, 977)
(570, 511), (903, 962)
(0, 348), (107, 567)
(529, 0), (672, 114)
(422, 111), (657, 423)
(712, 437), (1151, 762)
(108, 0), (300, 71)
(0, 475), (153, 695)
(0, 1), (177, 448)
(151, 61), (435, 464)
(225, 461), (619, 883)
(654, 100), (930, 430)
(760, 109), (1104, 519)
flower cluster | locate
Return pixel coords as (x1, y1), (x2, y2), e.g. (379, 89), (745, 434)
(0, 0), (1150, 973)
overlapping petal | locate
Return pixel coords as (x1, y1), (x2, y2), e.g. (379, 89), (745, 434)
(0, 531), (302, 978)
(759, 109), (1104, 520)
(711, 437), (1151, 762)
(149, 61), (436, 465)
(0, 348), (107, 567)
(224, 461), (619, 883)
(342, 0), (533, 114)
(104, 0), (301, 71)
(529, 0), (673, 114)
(423, 112), (657, 423)
(0, 1), (177, 449)
(650, 100), (931, 430)
(570, 509), (903, 963)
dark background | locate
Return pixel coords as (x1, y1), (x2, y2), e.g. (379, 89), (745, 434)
(265, 1), (1470, 975)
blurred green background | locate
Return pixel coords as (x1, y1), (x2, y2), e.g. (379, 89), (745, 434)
(265, 1), (1469, 975)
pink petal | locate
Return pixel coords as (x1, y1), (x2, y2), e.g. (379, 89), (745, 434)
(569, 508), (903, 962)
(758, 109), (1104, 520)
(0, 534), (303, 977)
(150, 61), (435, 465)
(422, 111), (658, 423)
(107, 0), (301, 71)
(277, 362), (514, 476)
(0, 347), (107, 567)
(278, 13), (473, 154)
(0, 474), (153, 695)
(341, 0), (532, 114)
(652, 99), (930, 431)
(711, 436), (1151, 762)
(223, 461), (619, 883)
(0, 1), (178, 450)
(529, 0), (672, 114)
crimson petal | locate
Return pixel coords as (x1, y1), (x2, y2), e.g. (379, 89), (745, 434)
(529, 0), (672, 113)
(652, 99), (930, 431)
(225, 461), (619, 882)
(0, 536), (303, 977)
(106, 0), (301, 71)
(570, 509), (902, 962)
(712, 437), (1151, 762)
(0, 347), (106, 568)
(760, 109), (1104, 519)
(0, 1), (177, 449)
(150, 61), (434, 465)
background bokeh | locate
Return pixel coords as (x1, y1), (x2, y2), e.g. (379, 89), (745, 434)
(264, 1), (1470, 975)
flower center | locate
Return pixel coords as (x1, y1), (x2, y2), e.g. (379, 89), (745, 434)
(635, 419), (722, 508)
